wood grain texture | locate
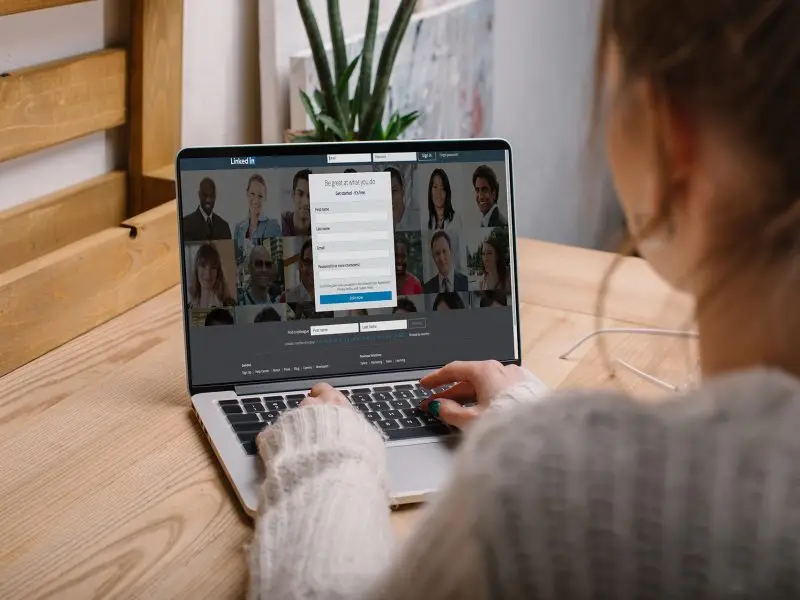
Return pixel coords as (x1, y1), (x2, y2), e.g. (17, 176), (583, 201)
(0, 171), (127, 274)
(129, 0), (184, 215)
(0, 0), (88, 16)
(0, 241), (687, 598)
(0, 49), (126, 162)
(0, 201), (180, 377)
(143, 163), (178, 207)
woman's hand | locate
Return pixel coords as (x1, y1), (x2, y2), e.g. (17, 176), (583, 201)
(300, 382), (351, 408)
(419, 360), (534, 429)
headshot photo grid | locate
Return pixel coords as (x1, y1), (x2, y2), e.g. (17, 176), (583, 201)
(180, 160), (513, 329)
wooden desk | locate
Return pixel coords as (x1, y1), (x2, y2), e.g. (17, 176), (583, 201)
(0, 240), (694, 599)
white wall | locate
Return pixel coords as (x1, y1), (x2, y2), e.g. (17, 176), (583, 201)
(492, 0), (622, 248)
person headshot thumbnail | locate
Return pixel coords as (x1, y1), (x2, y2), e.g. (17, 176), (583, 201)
(393, 297), (418, 314)
(427, 168), (462, 231)
(233, 174), (281, 264)
(423, 231), (468, 294)
(432, 292), (465, 311)
(204, 308), (234, 326)
(473, 165), (508, 227)
(282, 169), (312, 236)
(386, 167), (412, 231)
(254, 307), (282, 323)
(188, 242), (236, 309)
(395, 235), (423, 296)
(239, 245), (282, 305)
(480, 236), (511, 293)
(284, 238), (315, 303)
(477, 291), (508, 308)
(182, 177), (232, 241)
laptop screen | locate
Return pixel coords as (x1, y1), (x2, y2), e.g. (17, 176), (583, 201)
(176, 140), (520, 389)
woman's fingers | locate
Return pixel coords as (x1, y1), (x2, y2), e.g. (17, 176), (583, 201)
(420, 361), (488, 390)
(309, 382), (335, 396)
(428, 380), (476, 402)
(427, 398), (481, 430)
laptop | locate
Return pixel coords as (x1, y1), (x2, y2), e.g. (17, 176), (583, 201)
(175, 138), (521, 516)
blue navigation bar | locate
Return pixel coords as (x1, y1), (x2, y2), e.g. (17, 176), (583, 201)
(319, 291), (393, 305)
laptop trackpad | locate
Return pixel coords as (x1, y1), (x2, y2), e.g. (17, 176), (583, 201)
(386, 440), (456, 502)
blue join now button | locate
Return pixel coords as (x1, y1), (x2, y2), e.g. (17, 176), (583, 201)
(319, 291), (393, 305)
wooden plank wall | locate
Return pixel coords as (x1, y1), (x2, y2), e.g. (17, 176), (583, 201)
(0, 0), (184, 377)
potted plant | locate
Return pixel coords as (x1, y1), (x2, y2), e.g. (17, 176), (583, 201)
(290, 0), (420, 142)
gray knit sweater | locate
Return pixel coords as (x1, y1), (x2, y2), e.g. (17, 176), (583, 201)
(248, 368), (800, 599)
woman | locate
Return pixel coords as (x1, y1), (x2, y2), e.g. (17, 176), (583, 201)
(188, 243), (235, 309)
(478, 237), (510, 292)
(249, 1), (800, 598)
(478, 290), (507, 308)
(234, 174), (281, 265)
(386, 167), (408, 230)
(426, 168), (461, 231)
(394, 239), (423, 295)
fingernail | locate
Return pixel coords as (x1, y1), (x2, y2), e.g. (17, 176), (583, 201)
(427, 400), (441, 418)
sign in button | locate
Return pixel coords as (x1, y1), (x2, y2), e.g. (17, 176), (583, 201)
(319, 291), (393, 305)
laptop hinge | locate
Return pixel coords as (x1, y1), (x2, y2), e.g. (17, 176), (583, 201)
(234, 368), (435, 396)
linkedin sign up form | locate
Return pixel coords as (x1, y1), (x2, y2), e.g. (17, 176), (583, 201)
(309, 172), (397, 312)
(176, 143), (520, 388)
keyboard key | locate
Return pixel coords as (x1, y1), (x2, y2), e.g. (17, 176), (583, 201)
(402, 408), (427, 419)
(377, 420), (401, 431)
(364, 412), (382, 423)
(286, 394), (305, 400)
(264, 395), (284, 403)
(372, 392), (393, 402)
(386, 425), (451, 441)
(368, 401), (390, 412)
(354, 403), (371, 414)
(244, 403), (264, 413)
(263, 411), (281, 423)
(393, 390), (415, 400)
(421, 414), (441, 426)
(394, 384), (414, 390)
(241, 397), (262, 403)
(233, 421), (267, 434)
(238, 432), (257, 444)
(222, 404), (243, 415)
(227, 413), (260, 424)
(390, 399), (413, 410)
(352, 388), (371, 394)
(265, 400), (287, 411)
(352, 393), (371, 403)
(373, 386), (393, 392)
(400, 417), (422, 428)
(219, 399), (240, 406)
(339, 389), (351, 396)
(414, 388), (432, 399)
(381, 409), (402, 420)
(242, 441), (257, 455)
(287, 398), (303, 409)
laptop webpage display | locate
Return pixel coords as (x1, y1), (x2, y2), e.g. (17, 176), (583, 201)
(177, 142), (519, 389)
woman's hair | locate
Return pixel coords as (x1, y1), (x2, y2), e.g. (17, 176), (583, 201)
(393, 297), (418, 313)
(205, 308), (234, 326)
(594, 0), (800, 262)
(427, 168), (455, 228)
(247, 174), (266, 192)
(482, 237), (508, 283)
(479, 291), (508, 308)
(385, 166), (404, 190)
(433, 292), (465, 311)
(189, 243), (233, 304)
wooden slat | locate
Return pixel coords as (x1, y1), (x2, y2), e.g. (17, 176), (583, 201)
(0, 49), (126, 163)
(0, 201), (180, 377)
(129, 0), (184, 215)
(0, 0), (89, 17)
(143, 162), (177, 207)
(0, 171), (127, 274)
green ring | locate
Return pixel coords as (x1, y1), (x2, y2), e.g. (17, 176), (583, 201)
(427, 400), (441, 417)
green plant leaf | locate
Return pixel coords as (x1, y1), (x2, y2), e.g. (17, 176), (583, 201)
(291, 133), (320, 143)
(358, 0), (380, 126)
(297, 0), (346, 127)
(327, 0), (348, 83)
(335, 53), (361, 131)
(384, 112), (401, 140)
(313, 89), (325, 111)
(350, 77), (363, 133)
(360, 0), (417, 140)
(317, 114), (348, 140)
(299, 90), (322, 132)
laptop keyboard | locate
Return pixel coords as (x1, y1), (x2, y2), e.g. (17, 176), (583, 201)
(219, 383), (452, 455)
